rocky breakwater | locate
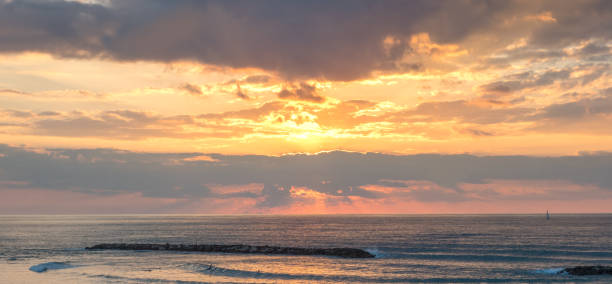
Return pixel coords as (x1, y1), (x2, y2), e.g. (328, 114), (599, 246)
(86, 243), (375, 258)
(561, 266), (612, 276)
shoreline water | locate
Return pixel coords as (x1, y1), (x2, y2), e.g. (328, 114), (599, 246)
(2, 214), (611, 283)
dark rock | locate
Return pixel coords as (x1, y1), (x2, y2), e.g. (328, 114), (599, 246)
(86, 243), (375, 258)
(562, 266), (612, 276)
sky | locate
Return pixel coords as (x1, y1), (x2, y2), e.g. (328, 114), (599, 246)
(0, 0), (611, 214)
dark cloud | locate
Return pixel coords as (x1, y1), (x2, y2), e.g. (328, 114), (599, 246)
(0, 122), (26, 127)
(38, 111), (61, 116)
(532, 69), (572, 86)
(256, 184), (292, 208)
(223, 75), (273, 86)
(478, 64), (608, 101)
(464, 128), (494, 137)
(235, 84), (250, 100)
(533, 93), (612, 121)
(479, 68), (572, 95)
(1, 0), (608, 81)
(242, 75), (272, 84)
(479, 81), (523, 94)
(3, 109), (33, 118)
(577, 42), (611, 57)
(524, 93), (612, 134)
(1, 145), (611, 207)
(277, 83), (325, 103)
(179, 83), (202, 95)
(0, 0), (113, 57)
(0, 88), (28, 95)
(529, 1), (612, 48)
(574, 64), (610, 86)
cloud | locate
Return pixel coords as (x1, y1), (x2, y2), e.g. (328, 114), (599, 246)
(524, 92), (612, 134)
(478, 68), (572, 95)
(463, 128), (494, 137)
(528, 1), (612, 48)
(2, 0), (609, 81)
(242, 75), (272, 84)
(537, 92), (612, 120)
(179, 83), (202, 95)
(390, 100), (531, 124)
(475, 45), (568, 71)
(38, 111), (61, 116)
(29, 110), (251, 139)
(3, 86), (612, 144)
(575, 42), (611, 58)
(225, 75), (272, 85)
(1, 144), (611, 213)
(199, 101), (285, 120)
(3, 109), (33, 118)
(475, 64), (609, 107)
(0, 189), (193, 214)
(235, 83), (250, 100)
(315, 100), (378, 128)
(277, 83), (325, 103)
(0, 88), (28, 95)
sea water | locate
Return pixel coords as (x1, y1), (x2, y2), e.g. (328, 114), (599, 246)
(0, 215), (611, 283)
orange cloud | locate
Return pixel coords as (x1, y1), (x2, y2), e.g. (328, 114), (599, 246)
(208, 183), (264, 195)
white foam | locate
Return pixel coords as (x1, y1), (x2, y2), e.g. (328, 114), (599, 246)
(29, 262), (74, 273)
(364, 248), (383, 258)
(533, 268), (565, 275)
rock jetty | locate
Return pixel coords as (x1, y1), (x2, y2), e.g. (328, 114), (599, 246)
(85, 243), (375, 258)
(561, 266), (612, 276)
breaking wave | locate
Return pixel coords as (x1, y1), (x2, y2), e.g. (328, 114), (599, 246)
(29, 262), (76, 273)
(533, 268), (565, 275)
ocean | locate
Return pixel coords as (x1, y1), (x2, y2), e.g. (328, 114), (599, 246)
(1, 215), (611, 283)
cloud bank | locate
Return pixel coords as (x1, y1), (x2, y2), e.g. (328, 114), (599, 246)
(1, 144), (611, 213)
(1, 0), (610, 80)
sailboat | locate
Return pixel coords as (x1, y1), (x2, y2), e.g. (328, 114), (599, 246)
(546, 210), (550, 220)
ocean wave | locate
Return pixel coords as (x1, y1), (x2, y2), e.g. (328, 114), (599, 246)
(88, 264), (571, 283)
(188, 263), (490, 283)
(188, 263), (413, 282)
(89, 274), (220, 284)
(365, 248), (385, 258)
(193, 263), (327, 281)
(397, 252), (556, 263)
(29, 262), (76, 273)
(533, 268), (566, 275)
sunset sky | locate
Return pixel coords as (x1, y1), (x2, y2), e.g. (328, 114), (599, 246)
(1, 0), (611, 214)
